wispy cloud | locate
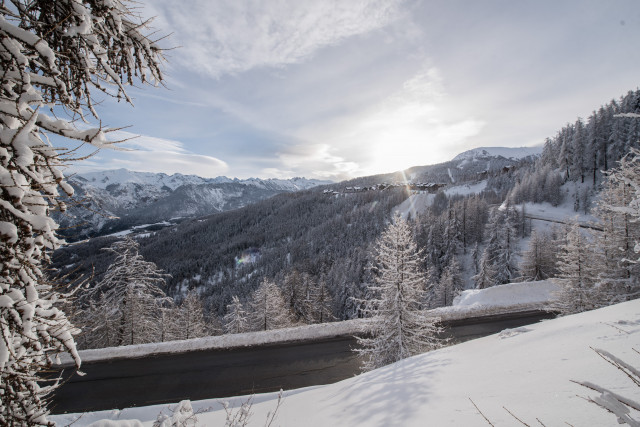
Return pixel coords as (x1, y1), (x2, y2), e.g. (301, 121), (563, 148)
(288, 67), (485, 177)
(145, 0), (404, 77)
(262, 143), (359, 181)
(68, 131), (229, 178)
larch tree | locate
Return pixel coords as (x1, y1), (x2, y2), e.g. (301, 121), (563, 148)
(357, 213), (442, 371)
(593, 148), (640, 303)
(308, 277), (335, 324)
(0, 1), (164, 424)
(519, 229), (557, 282)
(173, 290), (208, 340)
(552, 221), (601, 315)
(224, 296), (248, 335)
(85, 236), (170, 346)
(249, 279), (294, 331)
(74, 293), (119, 349)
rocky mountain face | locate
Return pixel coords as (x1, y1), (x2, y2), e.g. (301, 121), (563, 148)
(57, 169), (332, 240)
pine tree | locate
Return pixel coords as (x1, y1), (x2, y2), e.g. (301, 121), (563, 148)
(159, 302), (180, 343)
(473, 249), (496, 289)
(0, 2), (164, 422)
(283, 270), (306, 319)
(357, 213), (442, 371)
(483, 208), (520, 286)
(224, 296), (249, 334)
(433, 256), (464, 307)
(249, 279), (294, 331)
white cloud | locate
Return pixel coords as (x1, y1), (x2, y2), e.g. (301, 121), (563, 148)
(145, 0), (403, 77)
(290, 67), (485, 177)
(68, 131), (229, 178)
(263, 143), (359, 181)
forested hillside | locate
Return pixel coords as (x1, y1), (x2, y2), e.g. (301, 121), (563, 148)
(54, 148), (530, 327)
(53, 89), (640, 350)
(55, 170), (331, 240)
(509, 89), (640, 210)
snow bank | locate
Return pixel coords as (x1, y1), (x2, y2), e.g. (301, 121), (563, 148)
(432, 280), (559, 320)
(59, 282), (558, 367)
(52, 299), (640, 426)
(453, 280), (559, 308)
(57, 319), (366, 367)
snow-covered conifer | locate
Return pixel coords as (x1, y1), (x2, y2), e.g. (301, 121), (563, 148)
(473, 249), (496, 289)
(592, 151), (640, 302)
(224, 296), (249, 335)
(74, 293), (119, 350)
(357, 213), (442, 371)
(0, 2), (164, 422)
(552, 222), (601, 315)
(249, 279), (294, 331)
(434, 256), (464, 307)
(519, 230), (557, 281)
(308, 277), (335, 324)
(84, 237), (170, 346)
(173, 291), (209, 340)
(482, 208), (519, 286)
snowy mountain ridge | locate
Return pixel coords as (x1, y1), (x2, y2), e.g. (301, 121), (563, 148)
(58, 170), (332, 240)
(452, 146), (543, 162)
(74, 168), (331, 192)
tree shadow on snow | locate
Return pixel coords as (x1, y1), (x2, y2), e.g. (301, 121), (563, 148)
(321, 352), (450, 427)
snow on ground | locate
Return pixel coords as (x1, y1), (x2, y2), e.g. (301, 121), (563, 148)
(452, 146), (543, 162)
(522, 201), (597, 227)
(394, 180), (488, 219)
(432, 280), (560, 320)
(56, 320), (366, 368)
(446, 180), (487, 197)
(52, 299), (640, 426)
(57, 281), (557, 368)
(453, 280), (558, 309)
(393, 193), (435, 219)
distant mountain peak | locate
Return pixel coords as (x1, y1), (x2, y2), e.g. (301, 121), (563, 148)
(452, 146), (542, 162)
(73, 169), (332, 191)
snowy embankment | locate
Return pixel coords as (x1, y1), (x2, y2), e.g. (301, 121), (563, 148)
(57, 319), (366, 368)
(521, 201), (598, 228)
(433, 279), (560, 320)
(58, 281), (556, 368)
(52, 299), (640, 426)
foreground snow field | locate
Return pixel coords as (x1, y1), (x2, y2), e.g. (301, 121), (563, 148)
(52, 299), (640, 426)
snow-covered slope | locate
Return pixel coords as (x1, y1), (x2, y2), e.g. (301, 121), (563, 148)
(394, 180), (489, 219)
(57, 170), (332, 239)
(51, 299), (640, 426)
(453, 146), (543, 162)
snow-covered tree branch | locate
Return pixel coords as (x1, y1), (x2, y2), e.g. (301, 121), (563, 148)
(0, 1), (164, 424)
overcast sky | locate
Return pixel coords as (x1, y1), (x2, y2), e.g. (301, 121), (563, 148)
(71, 0), (640, 181)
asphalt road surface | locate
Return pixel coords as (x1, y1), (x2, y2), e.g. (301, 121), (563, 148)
(50, 310), (555, 414)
